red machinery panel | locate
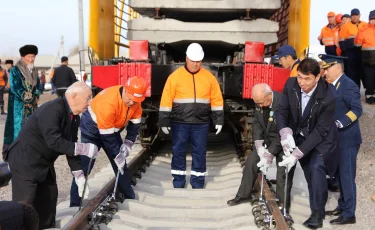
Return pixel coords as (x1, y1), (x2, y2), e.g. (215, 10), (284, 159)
(129, 40), (149, 61)
(244, 42), (265, 63)
(92, 63), (152, 97)
(243, 63), (290, 99)
(119, 63), (152, 97)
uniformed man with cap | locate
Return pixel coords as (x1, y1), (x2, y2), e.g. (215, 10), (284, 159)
(273, 45), (300, 77)
(320, 54), (362, 225)
(159, 43), (224, 189)
(3, 45), (40, 154)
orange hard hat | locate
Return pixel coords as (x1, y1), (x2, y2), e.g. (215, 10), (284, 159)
(335, 14), (343, 23)
(125, 76), (148, 103)
(327, 12), (335, 17)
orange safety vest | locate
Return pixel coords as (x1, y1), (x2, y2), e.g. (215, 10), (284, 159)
(340, 21), (368, 49)
(355, 24), (375, 65)
(320, 24), (339, 46)
(159, 66), (224, 126)
(290, 60), (300, 77)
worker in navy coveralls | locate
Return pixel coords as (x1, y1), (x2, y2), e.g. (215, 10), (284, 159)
(276, 58), (338, 229)
(321, 54), (362, 225)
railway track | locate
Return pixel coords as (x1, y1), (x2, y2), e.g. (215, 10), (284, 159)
(53, 132), (334, 230)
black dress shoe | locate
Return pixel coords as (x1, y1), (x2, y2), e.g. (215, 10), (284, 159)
(325, 207), (342, 216)
(330, 215), (356, 225)
(227, 195), (250, 206)
(303, 211), (324, 229)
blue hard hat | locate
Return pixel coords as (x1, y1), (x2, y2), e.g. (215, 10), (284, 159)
(273, 45), (297, 59)
(318, 54), (348, 69)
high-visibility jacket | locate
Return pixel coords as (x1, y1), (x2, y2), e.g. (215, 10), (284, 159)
(320, 24), (339, 55)
(0, 68), (7, 87)
(355, 24), (375, 66)
(339, 21), (367, 51)
(335, 29), (342, 56)
(80, 85), (142, 158)
(159, 65), (224, 126)
(290, 60), (300, 77)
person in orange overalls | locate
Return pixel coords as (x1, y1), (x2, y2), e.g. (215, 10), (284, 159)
(70, 76), (149, 206)
(339, 8), (367, 88)
(355, 10), (375, 104)
(318, 12), (339, 55)
(0, 60), (8, 114)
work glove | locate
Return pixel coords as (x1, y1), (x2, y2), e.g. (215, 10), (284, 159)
(72, 170), (89, 199)
(256, 149), (274, 174)
(278, 147), (303, 172)
(215, 125), (222, 135)
(279, 128), (296, 156)
(254, 140), (265, 158)
(161, 127), (170, 134)
(120, 139), (133, 159)
(114, 152), (126, 175)
(74, 143), (99, 159)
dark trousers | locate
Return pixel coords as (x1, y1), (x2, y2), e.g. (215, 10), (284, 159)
(345, 49), (362, 89)
(236, 149), (296, 211)
(171, 122), (209, 189)
(299, 151), (328, 214)
(337, 145), (360, 218)
(363, 65), (375, 96)
(0, 86), (5, 106)
(325, 46), (337, 56)
(56, 88), (67, 97)
(69, 133), (135, 207)
(8, 159), (57, 230)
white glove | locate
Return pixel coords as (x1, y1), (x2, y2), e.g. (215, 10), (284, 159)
(279, 128), (296, 156)
(278, 155), (298, 172)
(74, 143), (99, 159)
(257, 158), (269, 174)
(215, 125), (222, 135)
(72, 170), (89, 199)
(114, 152), (126, 175)
(254, 140), (265, 158)
(161, 127), (170, 134)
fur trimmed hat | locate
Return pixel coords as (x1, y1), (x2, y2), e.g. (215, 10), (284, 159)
(19, 45), (38, 57)
(5, 60), (13, 65)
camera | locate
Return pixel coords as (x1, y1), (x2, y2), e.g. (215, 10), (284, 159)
(0, 162), (12, 188)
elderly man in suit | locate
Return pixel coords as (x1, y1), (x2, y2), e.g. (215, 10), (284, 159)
(276, 58), (338, 229)
(320, 54), (362, 225)
(227, 83), (295, 213)
(4, 82), (99, 229)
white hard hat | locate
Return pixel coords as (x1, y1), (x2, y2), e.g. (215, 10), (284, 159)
(186, 43), (204, 61)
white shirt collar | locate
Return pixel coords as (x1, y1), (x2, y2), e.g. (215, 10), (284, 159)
(332, 74), (344, 86)
(301, 83), (318, 97)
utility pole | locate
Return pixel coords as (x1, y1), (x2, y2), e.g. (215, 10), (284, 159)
(61, 36), (64, 56)
(78, 0), (85, 81)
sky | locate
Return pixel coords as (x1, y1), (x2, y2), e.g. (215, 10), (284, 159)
(0, 0), (372, 56)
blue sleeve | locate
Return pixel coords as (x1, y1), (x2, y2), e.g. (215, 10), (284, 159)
(125, 122), (141, 142)
(337, 84), (362, 127)
(100, 133), (122, 159)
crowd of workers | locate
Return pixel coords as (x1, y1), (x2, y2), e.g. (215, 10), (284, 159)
(0, 8), (372, 230)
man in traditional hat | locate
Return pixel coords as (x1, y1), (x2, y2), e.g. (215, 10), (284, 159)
(2, 45), (41, 155)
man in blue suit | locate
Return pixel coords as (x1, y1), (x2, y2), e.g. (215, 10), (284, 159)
(320, 54), (362, 225)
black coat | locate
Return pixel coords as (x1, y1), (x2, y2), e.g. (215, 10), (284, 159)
(253, 91), (282, 156)
(275, 77), (338, 176)
(5, 97), (81, 182)
(51, 65), (77, 88)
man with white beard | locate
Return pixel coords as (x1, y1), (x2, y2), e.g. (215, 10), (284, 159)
(2, 45), (41, 155)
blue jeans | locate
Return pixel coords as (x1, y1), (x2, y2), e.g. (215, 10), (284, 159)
(171, 122), (209, 189)
(69, 134), (135, 207)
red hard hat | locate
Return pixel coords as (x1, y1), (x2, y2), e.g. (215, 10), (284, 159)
(125, 76), (148, 103)
(335, 14), (343, 23)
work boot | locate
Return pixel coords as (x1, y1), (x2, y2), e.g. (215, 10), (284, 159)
(303, 210), (324, 229)
(227, 195), (250, 206)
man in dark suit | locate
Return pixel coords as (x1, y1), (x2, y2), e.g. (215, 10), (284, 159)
(320, 54), (362, 225)
(4, 82), (99, 229)
(227, 83), (295, 212)
(276, 58), (338, 229)
(51, 56), (78, 97)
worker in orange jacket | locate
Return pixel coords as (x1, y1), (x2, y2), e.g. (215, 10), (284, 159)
(335, 14), (344, 56)
(70, 76), (148, 206)
(159, 43), (224, 189)
(339, 8), (367, 88)
(355, 10), (375, 104)
(0, 60), (8, 114)
(318, 12), (339, 55)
